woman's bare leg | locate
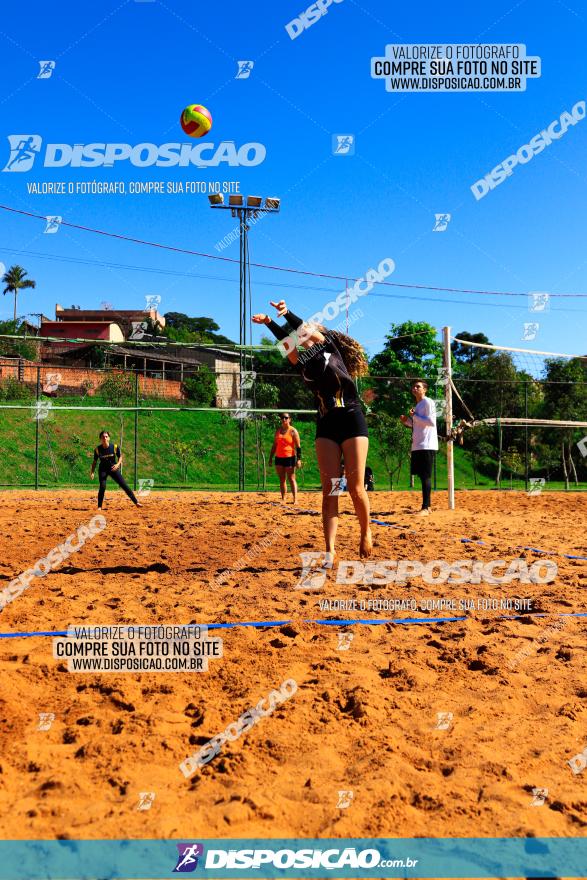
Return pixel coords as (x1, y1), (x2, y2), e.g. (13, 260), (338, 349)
(286, 466), (298, 505)
(315, 438), (342, 556)
(275, 465), (287, 501)
(341, 435), (372, 558)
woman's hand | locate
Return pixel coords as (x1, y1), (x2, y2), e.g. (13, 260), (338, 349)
(90, 471), (95, 480)
(399, 414), (410, 425)
(252, 313), (269, 325)
(111, 462), (121, 472)
(269, 300), (287, 318)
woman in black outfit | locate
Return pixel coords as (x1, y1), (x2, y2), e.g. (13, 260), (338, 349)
(90, 430), (142, 509)
(253, 300), (372, 559)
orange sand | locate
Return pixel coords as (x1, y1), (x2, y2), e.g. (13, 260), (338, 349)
(0, 490), (586, 844)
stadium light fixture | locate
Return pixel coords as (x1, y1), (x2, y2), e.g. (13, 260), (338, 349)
(207, 191), (282, 491)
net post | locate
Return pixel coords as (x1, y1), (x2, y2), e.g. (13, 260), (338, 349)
(443, 326), (455, 510)
(134, 371), (139, 492)
(34, 365), (40, 491)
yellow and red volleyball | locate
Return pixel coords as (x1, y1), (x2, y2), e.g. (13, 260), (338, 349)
(180, 104), (212, 138)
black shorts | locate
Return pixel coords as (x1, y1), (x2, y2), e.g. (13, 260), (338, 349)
(411, 450), (435, 479)
(274, 455), (296, 468)
(316, 407), (368, 445)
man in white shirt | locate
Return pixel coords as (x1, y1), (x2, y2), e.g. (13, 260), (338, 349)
(400, 379), (438, 516)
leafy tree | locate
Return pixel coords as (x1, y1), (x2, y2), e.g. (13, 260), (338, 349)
(368, 411), (412, 489)
(163, 313), (234, 346)
(0, 319), (38, 360)
(254, 381), (280, 409)
(0, 376), (33, 400)
(172, 436), (213, 482)
(182, 365), (217, 406)
(1, 265), (36, 321)
(368, 322), (443, 418)
(451, 331), (491, 365)
(98, 372), (134, 406)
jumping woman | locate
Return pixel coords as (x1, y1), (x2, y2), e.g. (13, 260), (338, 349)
(269, 413), (301, 504)
(90, 430), (142, 509)
(253, 300), (372, 559)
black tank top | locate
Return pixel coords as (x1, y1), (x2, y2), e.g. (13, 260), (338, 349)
(296, 334), (361, 417)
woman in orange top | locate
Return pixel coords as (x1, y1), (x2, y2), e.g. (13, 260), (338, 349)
(269, 413), (301, 504)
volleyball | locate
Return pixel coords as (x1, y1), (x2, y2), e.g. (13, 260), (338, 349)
(180, 104), (213, 138)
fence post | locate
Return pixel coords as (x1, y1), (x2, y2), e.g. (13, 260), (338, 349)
(34, 366), (40, 490)
(524, 381), (529, 492)
(443, 326), (455, 510)
(134, 371), (139, 491)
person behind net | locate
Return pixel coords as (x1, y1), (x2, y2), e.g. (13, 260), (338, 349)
(253, 299), (372, 560)
(90, 430), (142, 509)
(400, 379), (438, 516)
(269, 412), (302, 504)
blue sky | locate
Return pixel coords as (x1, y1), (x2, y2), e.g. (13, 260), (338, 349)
(0, 0), (586, 359)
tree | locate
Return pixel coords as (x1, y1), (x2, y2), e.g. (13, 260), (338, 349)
(368, 411), (412, 489)
(163, 313), (234, 346)
(2, 266), (36, 321)
(0, 319), (37, 360)
(182, 365), (217, 406)
(451, 331), (491, 365)
(368, 322), (443, 418)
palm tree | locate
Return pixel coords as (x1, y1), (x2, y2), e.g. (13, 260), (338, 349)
(2, 265), (36, 322)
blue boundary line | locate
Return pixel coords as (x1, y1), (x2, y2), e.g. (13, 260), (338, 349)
(2, 612), (587, 639)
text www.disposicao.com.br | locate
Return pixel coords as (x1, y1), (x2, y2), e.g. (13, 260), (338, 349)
(70, 657), (202, 671)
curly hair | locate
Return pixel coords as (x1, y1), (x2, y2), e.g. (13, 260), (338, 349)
(318, 326), (369, 378)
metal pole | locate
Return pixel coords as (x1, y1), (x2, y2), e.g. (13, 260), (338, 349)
(134, 371), (139, 491)
(238, 210), (247, 492)
(34, 366), (40, 490)
(524, 381), (529, 492)
(443, 326), (455, 510)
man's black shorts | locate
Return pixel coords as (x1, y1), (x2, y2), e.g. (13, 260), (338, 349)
(411, 450), (435, 479)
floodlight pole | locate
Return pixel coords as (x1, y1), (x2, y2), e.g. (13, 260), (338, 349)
(209, 197), (280, 492)
(443, 326), (455, 510)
